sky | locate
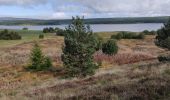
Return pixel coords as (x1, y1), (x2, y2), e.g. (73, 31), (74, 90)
(0, 0), (170, 19)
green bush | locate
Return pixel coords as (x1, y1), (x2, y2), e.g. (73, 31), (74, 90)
(22, 27), (28, 30)
(28, 43), (52, 71)
(135, 33), (145, 39)
(61, 16), (100, 78)
(149, 30), (157, 35)
(111, 32), (144, 40)
(142, 30), (156, 35)
(116, 32), (124, 40)
(143, 30), (149, 34)
(43, 27), (55, 33)
(158, 55), (170, 62)
(56, 29), (66, 36)
(102, 39), (118, 55)
(39, 34), (44, 39)
(0, 29), (22, 40)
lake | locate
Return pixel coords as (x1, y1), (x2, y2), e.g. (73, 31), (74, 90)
(0, 23), (163, 32)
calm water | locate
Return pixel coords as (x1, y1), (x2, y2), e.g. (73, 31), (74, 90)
(0, 23), (163, 32)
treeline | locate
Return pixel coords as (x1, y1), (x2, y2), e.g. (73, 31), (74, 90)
(0, 16), (169, 25)
(0, 29), (21, 40)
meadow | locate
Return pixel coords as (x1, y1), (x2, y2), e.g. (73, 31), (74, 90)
(0, 30), (170, 100)
(0, 29), (55, 48)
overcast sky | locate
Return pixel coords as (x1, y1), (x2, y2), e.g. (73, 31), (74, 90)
(0, 0), (170, 19)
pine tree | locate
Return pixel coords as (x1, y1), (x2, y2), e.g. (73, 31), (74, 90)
(29, 42), (52, 71)
(61, 16), (100, 77)
(156, 18), (170, 49)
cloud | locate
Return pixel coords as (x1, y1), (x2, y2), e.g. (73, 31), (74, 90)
(0, 0), (170, 18)
(0, 0), (48, 6)
(49, 0), (170, 18)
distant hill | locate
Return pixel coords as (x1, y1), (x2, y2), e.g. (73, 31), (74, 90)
(0, 16), (169, 25)
(0, 17), (37, 21)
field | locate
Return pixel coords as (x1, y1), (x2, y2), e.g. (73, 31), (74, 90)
(0, 30), (54, 48)
(0, 30), (170, 99)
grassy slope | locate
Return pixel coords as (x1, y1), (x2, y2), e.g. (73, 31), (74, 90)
(0, 30), (169, 99)
(0, 29), (54, 48)
(0, 30), (119, 48)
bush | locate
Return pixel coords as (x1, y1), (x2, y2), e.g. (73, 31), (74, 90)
(56, 29), (66, 36)
(158, 55), (170, 62)
(113, 32), (124, 40)
(149, 30), (157, 35)
(0, 29), (22, 40)
(43, 28), (48, 33)
(102, 39), (118, 55)
(111, 32), (145, 40)
(39, 34), (44, 39)
(61, 16), (100, 78)
(28, 43), (52, 71)
(143, 30), (149, 34)
(142, 30), (156, 35)
(23, 27), (28, 30)
(135, 33), (145, 39)
(43, 27), (55, 33)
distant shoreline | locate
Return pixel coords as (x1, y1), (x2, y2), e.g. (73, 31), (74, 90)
(0, 23), (163, 32)
(0, 16), (169, 25)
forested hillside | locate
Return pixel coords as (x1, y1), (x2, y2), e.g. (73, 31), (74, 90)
(0, 16), (169, 25)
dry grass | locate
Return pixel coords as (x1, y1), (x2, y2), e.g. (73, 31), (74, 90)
(20, 62), (170, 100)
(0, 34), (170, 99)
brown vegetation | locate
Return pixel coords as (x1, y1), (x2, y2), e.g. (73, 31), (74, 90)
(0, 35), (170, 99)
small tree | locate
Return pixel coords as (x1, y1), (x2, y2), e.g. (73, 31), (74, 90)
(61, 16), (100, 77)
(102, 39), (118, 55)
(42, 57), (52, 69)
(29, 42), (52, 71)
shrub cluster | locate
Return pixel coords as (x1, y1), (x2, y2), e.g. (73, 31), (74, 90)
(43, 27), (55, 33)
(55, 28), (66, 36)
(158, 56), (170, 62)
(0, 29), (22, 40)
(102, 39), (118, 55)
(111, 32), (145, 40)
(43, 27), (66, 36)
(28, 43), (52, 71)
(22, 27), (28, 30)
(142, 30), (156, 35)
(39, 34), (44, 39)
(158, 55), (170, 62)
